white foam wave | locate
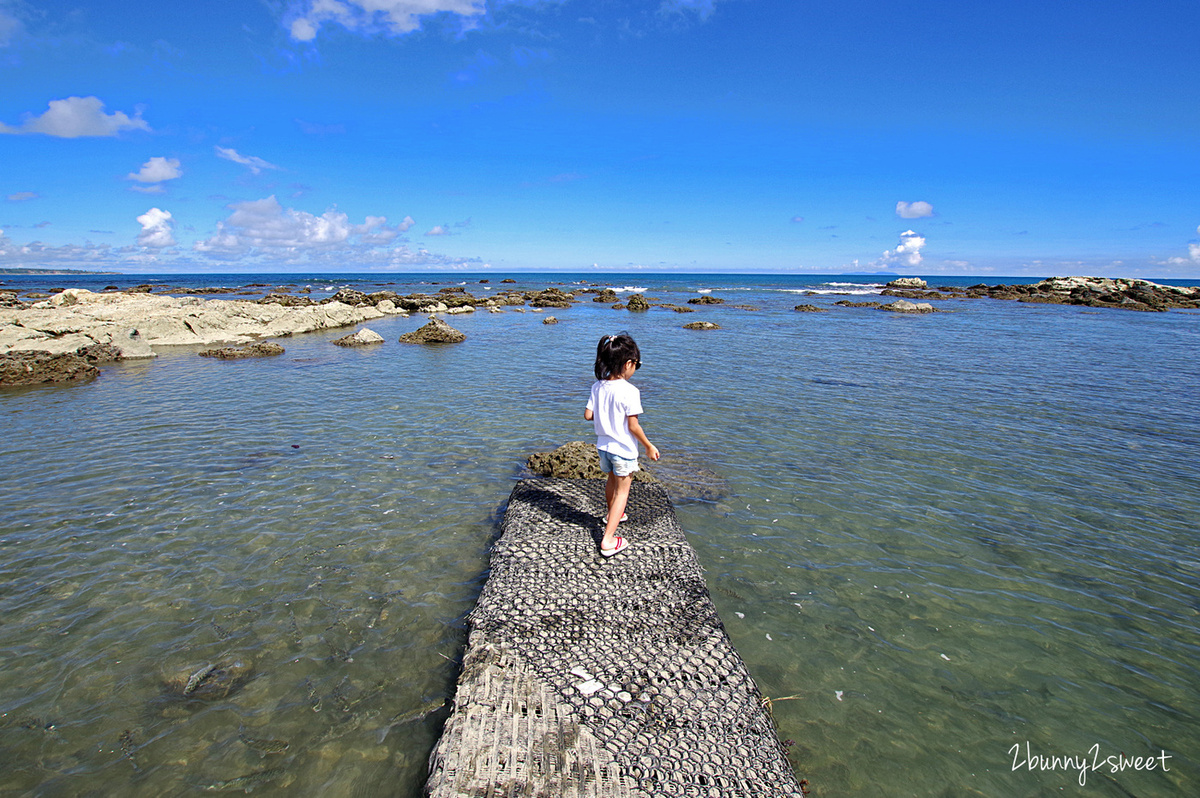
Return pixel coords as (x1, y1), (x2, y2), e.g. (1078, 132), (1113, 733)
(614, 286), (648, 293)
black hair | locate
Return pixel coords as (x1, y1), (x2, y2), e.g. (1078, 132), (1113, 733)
(594, 333), (641, 380)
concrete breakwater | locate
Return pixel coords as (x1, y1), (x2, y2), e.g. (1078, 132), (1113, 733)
(426, 478), (804, 798)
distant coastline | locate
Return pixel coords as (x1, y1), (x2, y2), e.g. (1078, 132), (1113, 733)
(0, 268), (121, 276)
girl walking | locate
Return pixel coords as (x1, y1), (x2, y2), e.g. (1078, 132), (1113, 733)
(584, 333), (660, 556)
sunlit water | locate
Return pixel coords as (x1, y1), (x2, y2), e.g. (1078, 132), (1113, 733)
(1, 274), (1197, 796)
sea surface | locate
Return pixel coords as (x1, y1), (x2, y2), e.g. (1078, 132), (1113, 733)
(1, 272), (1197, 796)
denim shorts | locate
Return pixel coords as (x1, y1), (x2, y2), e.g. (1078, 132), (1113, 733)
(598, 448), (639, 477)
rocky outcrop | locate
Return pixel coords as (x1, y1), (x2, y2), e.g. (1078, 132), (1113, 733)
(1, 288), (396, 358)
(683, 321), (721, 330)
(528, 288), (575, 308)
(259, 293), (316, 307)
(984, 277), (1200, 312)
(542, 316), (559, 325)
(883, 300), (937, 313)
(399, 315), (466, 344)
(199, 342), (286, 359)
(886, 277), (927, 289)
(1, 349), (99, 387)
(593, 288), (618, 303)
(687, 295), (725, 305)
(332, 328), (385, 347)
(793, 304), (826, 312)
(324, 288), (370, 306)
(834, 300), (884, 308)
(626, 294), (651, 311)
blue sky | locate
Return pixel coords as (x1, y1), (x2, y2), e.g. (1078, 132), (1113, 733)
(1, 0), (1197, 276)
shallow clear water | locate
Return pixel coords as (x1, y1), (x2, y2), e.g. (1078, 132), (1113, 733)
(1, 274), (1197, 796)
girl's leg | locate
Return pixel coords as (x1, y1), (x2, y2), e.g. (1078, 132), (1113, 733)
(605, 472), (617, 511)
(602, 474), (632, 550)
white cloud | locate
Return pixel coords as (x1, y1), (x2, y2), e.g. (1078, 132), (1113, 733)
(128, 156), (182, 184)
(425, 225), (451, 236)
(0, 96), (150, 138)
(1191, 243), (1200, 262)
(398, 215), (415, 232)
(194, 195), (414, 258)
(215, 146), (281, 175)
(0, 7), (22, 47)
(896, 200), (934, 219)
(137, 208), (176, 248)
(6, 191), (39, 202)
(288, 0), (486, 42)
(878, 229), (927, 269)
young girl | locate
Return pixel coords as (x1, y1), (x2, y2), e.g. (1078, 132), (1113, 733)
(584, 333), (660, 556)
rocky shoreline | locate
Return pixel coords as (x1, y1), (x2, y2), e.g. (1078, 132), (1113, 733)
(2, 275), (1196, 387)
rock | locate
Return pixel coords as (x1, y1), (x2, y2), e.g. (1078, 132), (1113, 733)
(501, 278), (516, 283)
(793, 304), (826, 312)
(325, 288), (370, 306)
(445, 305), (475, 314)
(528, 288), (575, 308)
(0, 292), (23, 308)
(626, 294), (651, 312)
(886, 277), (928, 289)
(1, 350), (99, 387)
(543, 316), (559, 324)
(833, 300), (884, 308)
(527, 441), (657, 484)
(161, 659), (254, 702)
(981, 276), (1200, 312)
(198, 342), (286, 358)
(259, 293), (316, 307)
(682, 321), (721, 330)
(687, 295), (725, 305)
(593, 288), (618, 303)
(883, 300), (936, 313)
(332, 328), (385, 347)
(376, 299), (397, 313)
(399, 315), (466, 344)
(3, 289), (386, 357)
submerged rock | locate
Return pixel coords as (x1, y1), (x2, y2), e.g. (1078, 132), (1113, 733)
(332, 328), (385, 347)
(199, 342), (286, 358)
(793, 304), (826, 312)
(398, 315), (466, 344)
(161, 659), (254, 702)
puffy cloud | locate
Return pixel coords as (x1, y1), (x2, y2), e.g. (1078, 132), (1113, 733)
(137, 208), (176, 248)
(896, 200), (934, 219)
(879, 229), (926, 268)
(128, 156), (183, 184)
(215, 146), (280, 175)
(425, 225), (451, 236)
(0, 96), (150, 138)
(288, 0), (486, 42)
(194, 195), (415, 258)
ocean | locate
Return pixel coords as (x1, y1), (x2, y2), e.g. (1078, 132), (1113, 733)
(1, 272), (1197, 796)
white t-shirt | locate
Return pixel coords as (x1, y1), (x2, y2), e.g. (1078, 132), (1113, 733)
(587, 378), (644, 460)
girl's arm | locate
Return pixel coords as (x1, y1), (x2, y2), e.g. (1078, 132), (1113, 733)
(626, 415), (660, 461)
(584, 407), (594, 421)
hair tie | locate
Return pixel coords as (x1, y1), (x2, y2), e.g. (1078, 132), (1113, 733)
(607, 335), (616, 343)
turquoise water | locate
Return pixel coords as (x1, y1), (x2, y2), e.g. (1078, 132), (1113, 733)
(1, 274), (1197, 796)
